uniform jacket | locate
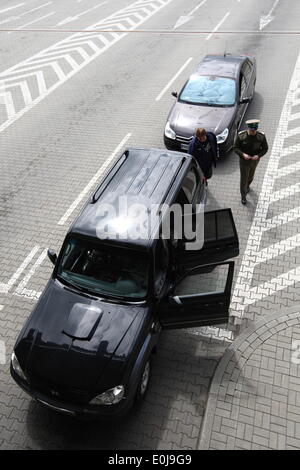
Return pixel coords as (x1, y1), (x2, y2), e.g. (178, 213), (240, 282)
(233, 130), (268, 159)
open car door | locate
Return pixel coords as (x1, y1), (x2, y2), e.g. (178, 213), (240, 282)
(159, 261), (234, 329)
(176, 208), (239, 270)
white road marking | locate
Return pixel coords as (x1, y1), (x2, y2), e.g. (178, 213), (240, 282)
(261, 207), (300, 231)
(205, 12), (230, 40)
(0, 305), (3, 312)
(19, 2), (52, 17)
(58, 133), (132, 225)
(56, 1), (108, 26)
(19, 81), (32, 106)
(0, 3), (25, 15)
(286, 126), (300, 138)
(0, 246), (40, 294)
(251, 234), (300, 265)
(8, 11), (56, 33)
(259, 0), (280, 31)
(0, 91), (16, 119)
(270, 182), (300, 203)
(155, 57), (193, 101)
(230, 49), (300, 323)
(173, 0), (207, 30)
(0, 0), (176, 135)
(14, 289), (41, 300)
(0, 17), (19, 26)
(15, 249), (48, 296)
(243, 266), (300, 306)
(190, 326), (234, 342)
(0, 3), (52, 26)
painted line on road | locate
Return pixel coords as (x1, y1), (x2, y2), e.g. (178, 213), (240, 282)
(155, 57), (193, 101)
(206, 12), (230, 40)
(0, 0), (176, 135)
(230, 49), (300, 323)
(190, 326), (234, 343)
(56, 1), (108, 27)
(173, 0), (207, 29)
(19, 2), (52, 18)
(251, 234), (300, 266)
(259, 0), (280, 31)
(15, 249), (48, 297)
(58, 133), (131, 225)
(0, 3), (25, 15)
(0, 305), (3, 312)
(0, 246), (40, 294)
(8, 11), (56, 33)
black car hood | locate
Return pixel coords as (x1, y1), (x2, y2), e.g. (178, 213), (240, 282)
(169, 102), (235, 137)
(17, 279), (147, 392)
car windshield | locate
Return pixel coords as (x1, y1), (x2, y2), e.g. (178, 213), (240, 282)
(179, 75), (236, 106)
(57, 237), (149, 300)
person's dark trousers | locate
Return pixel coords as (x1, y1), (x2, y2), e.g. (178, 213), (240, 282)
(239, 158), (260, 199)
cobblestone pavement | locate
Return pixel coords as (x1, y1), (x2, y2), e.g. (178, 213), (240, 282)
(199, 306), (300, 450)
(1, 0), (300, 450)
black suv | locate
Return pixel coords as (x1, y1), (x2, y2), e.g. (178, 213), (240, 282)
(11, 148), (239, 419)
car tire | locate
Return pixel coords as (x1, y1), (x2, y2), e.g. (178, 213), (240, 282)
(135, 357), (152, 404)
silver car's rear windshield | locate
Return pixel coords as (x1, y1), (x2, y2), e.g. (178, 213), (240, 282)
(57, 237), (149, 300)
(179, 75), (236, 106)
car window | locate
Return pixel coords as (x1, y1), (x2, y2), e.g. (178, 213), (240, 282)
(242, 61), (252, 81)
(174, 188), (189, 207)
(57, 238), (149, 300)
(182, 168), (198, 203)
(174, 264), (230, 296)
(179, 75), (236, 106)
(239, 73), (247, 97)
(154, 239), (169, 295)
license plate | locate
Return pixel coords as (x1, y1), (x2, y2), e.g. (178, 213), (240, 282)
(181, 143), (189, 151)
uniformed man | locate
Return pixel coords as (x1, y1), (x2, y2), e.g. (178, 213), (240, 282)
(233, 119), (268, 204)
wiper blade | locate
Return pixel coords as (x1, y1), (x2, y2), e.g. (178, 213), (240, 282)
(57, 275), (97, 297)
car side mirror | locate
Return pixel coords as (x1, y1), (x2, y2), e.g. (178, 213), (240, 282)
(171, 91), (178, 98)
(47, 249), (57, 265)
(168, 295), (183, 306)
(239, 97), (250, 104)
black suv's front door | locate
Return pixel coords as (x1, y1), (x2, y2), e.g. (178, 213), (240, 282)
(159, 261), (234, 329)
(176, 208), (239, 270)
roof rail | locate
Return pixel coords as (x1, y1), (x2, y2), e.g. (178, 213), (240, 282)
(91, 150), (128, 204)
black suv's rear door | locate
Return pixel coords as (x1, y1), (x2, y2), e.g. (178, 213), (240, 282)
(159, 261), (234, 329)
(176, 208), (239, 269)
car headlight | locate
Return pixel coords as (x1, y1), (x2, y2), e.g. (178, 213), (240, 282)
(216, 128), (229, 143)
(89, 385), (124, 406)
(11, 351), (27, 382)
(165, 121), (176, 140)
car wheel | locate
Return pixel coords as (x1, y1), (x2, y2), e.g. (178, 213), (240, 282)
(135, 358), (151, 403)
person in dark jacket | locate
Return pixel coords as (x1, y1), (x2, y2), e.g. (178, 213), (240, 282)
(188, 128), (218, 184)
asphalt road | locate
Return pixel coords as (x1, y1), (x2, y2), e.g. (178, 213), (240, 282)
(0, 0), (300, 450)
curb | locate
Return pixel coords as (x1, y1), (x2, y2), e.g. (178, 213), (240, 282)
(197, 304), (300, 449)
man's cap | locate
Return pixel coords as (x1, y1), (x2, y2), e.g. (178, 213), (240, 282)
(246, 119), (260, 129)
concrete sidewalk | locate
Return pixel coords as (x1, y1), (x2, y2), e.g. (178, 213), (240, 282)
(198, 306), (300, 450)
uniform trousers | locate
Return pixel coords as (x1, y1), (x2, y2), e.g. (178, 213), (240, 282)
(239, 157), (260, 198)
